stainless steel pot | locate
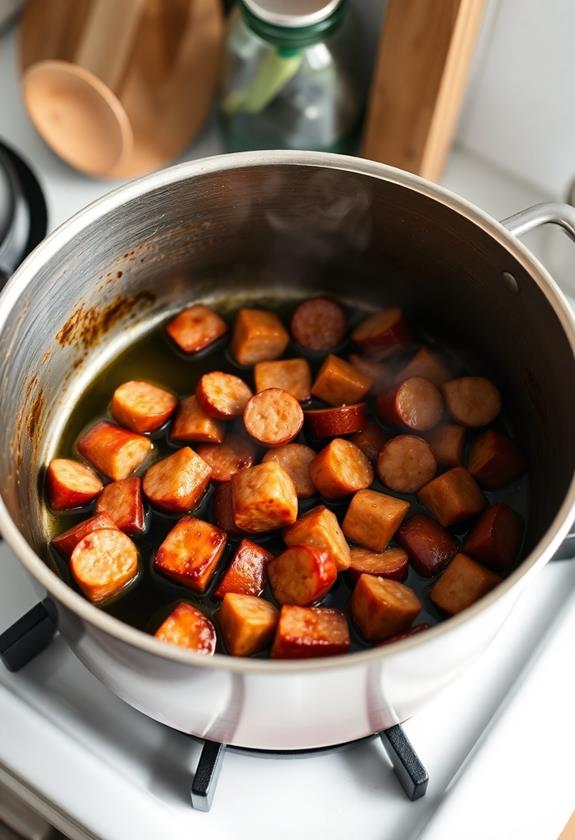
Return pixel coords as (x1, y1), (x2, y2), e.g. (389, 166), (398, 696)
(1, 151), (574, 750)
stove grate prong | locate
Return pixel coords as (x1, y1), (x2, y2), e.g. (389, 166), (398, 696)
(380, 724), (429, 801)
(191, 740), (226, 812)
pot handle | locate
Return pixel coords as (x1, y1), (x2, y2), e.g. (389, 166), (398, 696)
(501, 202), (575, 240)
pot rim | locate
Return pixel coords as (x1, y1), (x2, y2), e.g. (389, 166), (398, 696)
(1, 149), (574, 674)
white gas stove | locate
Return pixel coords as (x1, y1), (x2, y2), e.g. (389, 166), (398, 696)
(0, 16), (574, 840)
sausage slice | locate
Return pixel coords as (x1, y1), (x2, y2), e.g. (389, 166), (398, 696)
(395, 347), (451, 386)
(348, 355), (390, 394)
(430, 553), (501, 615)
(304, 403), (366, 438)
(111, 380), (177, 433)
(268, 545), (337, 606)
(284, 505), (351, 571)
(214, 539), (274, 599)
(442, 377), (501, 427)
(343, 489), (409, 553)
(271, 605), (350, 659)
(95, 476), (144, 535)
(77, 420), (152, 481)
(166, 304), (228, 354)
(70, 528), (139, 604)
(467, 429), (526, 489)
(426, 423), (465, 467)
(196, 434), (256, 482)
(290, 296), (347, 351)
(143, 447), (212, 513)
(309, 438), (373, 500)
(254, 358), (312, 402)
(463, 504), (522, 571)
(170, 395), (225, 444)
(418, 467), (485, 527)
(347, 546), (409, 584)
(350, 574), (421, 641)
(231, 462), (298, 533)
(311, 355), (372, 406)
(243, 388), (304, 447)
(47, 458), (103, 510)
(52, 511), (118, 559)
(154, 516), (227, 592)
(211, 481), (242, 537)
(377, 377), (443, 432)
(231, 308), (289, 366)
(396, 513), (458, 577)
(196, 372), (253, 419)
(262, 444), (316, 499)
(376, 434), (437, 493)
(154, 603), (217, 655)
(350, 420), (388, 463)
(351, 308), (411, 359)
(219, 594), (278, 657)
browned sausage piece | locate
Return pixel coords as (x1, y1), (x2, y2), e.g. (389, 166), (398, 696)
(219, 594), (278, 657)
(350, 574), (421, 642)
(232, 462), (298, 533)
(311, 355), (372, 406)
(377, 377), (443, 432)
(467, 429), (526, 489)
(271, 605), (350, 658)
(430, 553), (501, 615)
(196, 372), (253, 420)
(346, 547), (409, 585)
(254, 358), (312, 402)
(211, 481), (243, 537)
(70, 528), (139, 604)
(463, 504), (522, 571)
(196, 434), (256, 483)
(95, 477), (144, 535)
(284, 505), (351, 571)
(379, 623), (431, 645)
(350, 420), (388, 463)
(290, 296), (347, 351)
(77, 421), (152, 481)
(418, 467), (485, 527)
(351, 308), (411, 359)
(52, 512), (118, 559)
(231, 308), (289, 366)
(268, 545), (337, 606)
(154, 516), (227, 592)
(154, 603), (217, 655)
(262, 444), (316, 499)
(47, 458), (103, 511)
(309, 438), (373, 500)
(111, 380), (177, 433)
(304, 403), (366, 438)
(396, 513), (458, 577)
(166, 304), (228, 354)
(243, 388), (304, 447)
(170, 395), (225, 444)
(214, 539), (274, 599)
(343, 489), (410, 553)
(143, 447), (212, 513)
(348, 355), (390, 394)
(376, 435), (437, 493)
(442, 377), (501, 427)
(395, 347), (451, 386)
(426, 423), (465, 467)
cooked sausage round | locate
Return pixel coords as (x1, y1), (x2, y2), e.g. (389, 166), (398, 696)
(347, 547), (409, 584)
(442, 377), (501, 427)
(196, 372), (253, 419)
(196, 434), (256, 482)
(111, 380), (177, 433)
(243, 388), (304, 447)
(267, 545), (337, 605)
(376, 434), (437, 493)
(377, 377), (443, 431)
(47, 458), (103, 510)
(350, 420), (388, 463)
(290, 297), (347, 351)
(154, 602), (217, 654)
(304, 403), (366, 437)
(262, 443), (316, 498)
(70, 528), (139, 604)
(351, 308), (411, 359)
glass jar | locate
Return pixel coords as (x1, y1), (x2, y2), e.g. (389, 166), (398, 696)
(219, 0), (365, 153)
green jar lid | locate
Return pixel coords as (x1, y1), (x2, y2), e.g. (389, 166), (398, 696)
(240, 0), (346, 50)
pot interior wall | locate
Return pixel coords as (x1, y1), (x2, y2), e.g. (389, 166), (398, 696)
(0, 162), (573, 564)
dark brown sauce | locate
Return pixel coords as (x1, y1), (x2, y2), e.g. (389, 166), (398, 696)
(44, 299), (529, 656)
